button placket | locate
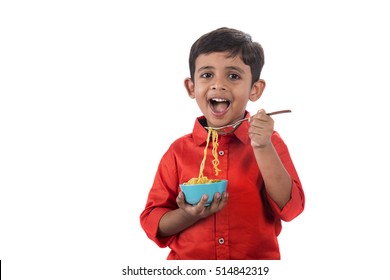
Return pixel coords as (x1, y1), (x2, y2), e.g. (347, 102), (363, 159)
(214, 140), (229, 259)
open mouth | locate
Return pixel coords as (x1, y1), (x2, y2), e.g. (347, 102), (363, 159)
(208, 97), (231, 115)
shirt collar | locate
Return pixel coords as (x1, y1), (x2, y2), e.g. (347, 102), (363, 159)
(192, 111), (251, 146)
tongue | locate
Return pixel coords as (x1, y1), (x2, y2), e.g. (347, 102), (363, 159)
(212, 102), (229, 113)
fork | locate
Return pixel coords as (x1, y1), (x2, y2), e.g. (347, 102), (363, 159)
(205, 109), (292, 135)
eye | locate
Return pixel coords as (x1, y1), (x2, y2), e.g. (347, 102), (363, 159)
(228, 73), (240, 80)
(200, 73), (213, 79)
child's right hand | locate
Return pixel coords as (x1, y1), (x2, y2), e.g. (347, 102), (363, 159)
(176, 191), (228, 219)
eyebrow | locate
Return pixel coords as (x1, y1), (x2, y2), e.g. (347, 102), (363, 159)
(197, 65), (245, 74)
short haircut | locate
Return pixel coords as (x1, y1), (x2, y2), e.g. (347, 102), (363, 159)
(189, 27), (265, 85)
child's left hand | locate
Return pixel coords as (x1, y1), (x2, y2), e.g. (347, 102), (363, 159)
(176, 191), (228, 219)
(249, 109), (274, 149)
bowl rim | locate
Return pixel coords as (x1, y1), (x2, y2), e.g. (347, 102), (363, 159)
(180, 179), (228, 187)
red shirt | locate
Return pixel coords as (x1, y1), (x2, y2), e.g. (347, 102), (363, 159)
(140, 113), (305, 260)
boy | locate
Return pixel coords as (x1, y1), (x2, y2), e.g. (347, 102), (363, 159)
(140, 27), (305, 260)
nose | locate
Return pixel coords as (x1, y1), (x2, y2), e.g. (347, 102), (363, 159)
(211, 77), (226, 91)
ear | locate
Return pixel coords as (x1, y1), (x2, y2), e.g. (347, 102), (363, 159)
(184, 78), (196, 99)
(249, 79), (266, 102)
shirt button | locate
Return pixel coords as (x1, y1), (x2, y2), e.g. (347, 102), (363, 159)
(218, 151), (224, 156)
(218, 238), (225, 244)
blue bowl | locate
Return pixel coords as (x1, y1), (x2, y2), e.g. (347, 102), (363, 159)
(180, 180), (228, 206)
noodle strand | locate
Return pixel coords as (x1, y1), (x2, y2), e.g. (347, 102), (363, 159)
(184, 127), (221, 185)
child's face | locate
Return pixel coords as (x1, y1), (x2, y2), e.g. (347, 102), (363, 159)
(185, 51), (265, 128)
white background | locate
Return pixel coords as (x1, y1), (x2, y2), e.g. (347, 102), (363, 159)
(1, 0), (389, 279)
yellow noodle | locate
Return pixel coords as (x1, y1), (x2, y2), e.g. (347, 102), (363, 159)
(198, 128), (212, 180)
(211, 129), (221, 176)
(185, 127), (221, 185)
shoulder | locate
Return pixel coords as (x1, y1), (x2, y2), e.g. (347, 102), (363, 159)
(170, 133), (195, 150)
(271, 130), (287, 148)
(158, 133), (195, 156)
(271, 130), (282, 141)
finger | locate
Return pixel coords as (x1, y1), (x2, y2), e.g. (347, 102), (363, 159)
(214, 192), (229, 211)
(176, 192), (187, 208)
(251, 115), (271, 126)
(257, 112), (273, 122)
(195, 194), (209, 208)
(217, 192), (229, 209)
(208, 192), (221, 212)
(210, 192), (229, 212)
(249, 123), (270, 137)
(254, 109), (268, 120)
(250, 117), (274, 132)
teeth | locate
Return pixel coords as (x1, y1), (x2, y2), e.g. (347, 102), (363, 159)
(211, 98), (228, 102)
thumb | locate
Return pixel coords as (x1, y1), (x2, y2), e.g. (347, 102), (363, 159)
(176, 192), (187, 207)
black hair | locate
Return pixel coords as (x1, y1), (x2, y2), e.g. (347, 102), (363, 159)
(188, 27), (265, 85)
